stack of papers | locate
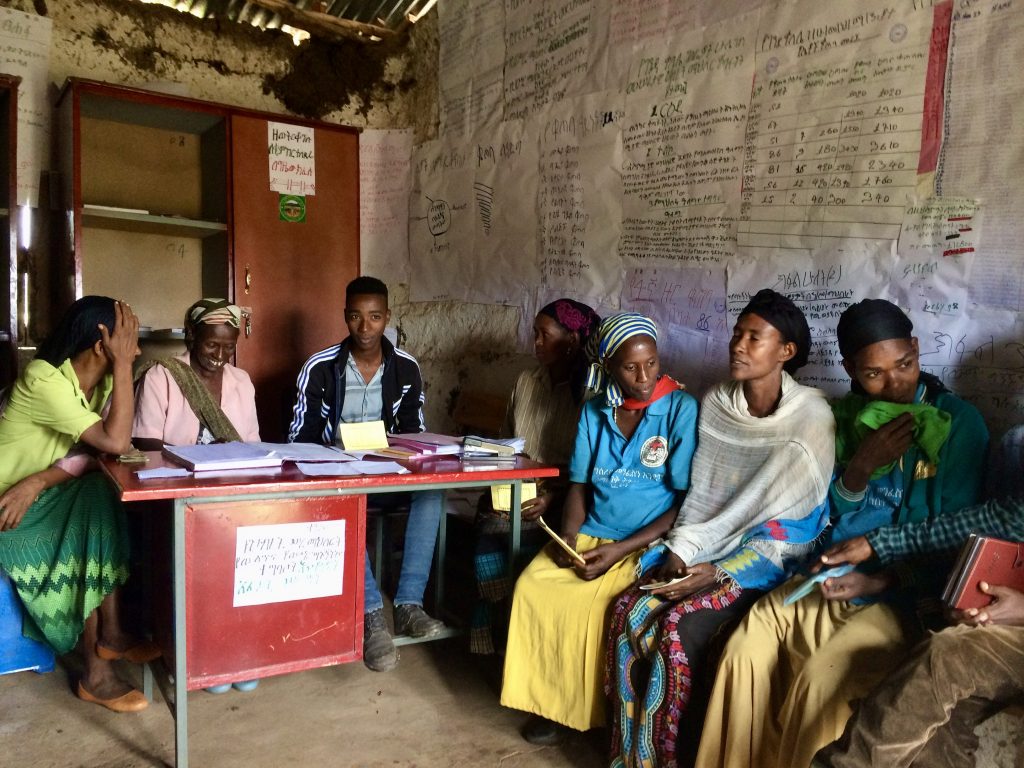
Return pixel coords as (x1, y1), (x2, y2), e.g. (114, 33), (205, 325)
(162, 443), (283, 472)
(388, 432), (463, 456)
(463, 435), (525, 459)
(295, 460), (410, 477)
(135, 466), (191, 480)
(252, 442), (355, 462)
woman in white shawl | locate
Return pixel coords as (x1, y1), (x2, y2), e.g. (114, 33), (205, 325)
(607, 289), (835, 768)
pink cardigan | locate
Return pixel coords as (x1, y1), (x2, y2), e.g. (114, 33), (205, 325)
(133, 353), (261, 445)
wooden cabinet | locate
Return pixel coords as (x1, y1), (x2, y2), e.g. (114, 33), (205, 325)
(56, 80), (360, 440)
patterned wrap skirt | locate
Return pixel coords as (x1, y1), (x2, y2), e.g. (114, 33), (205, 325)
(0, 472), (129, 654)
(607, 581), (763, 768)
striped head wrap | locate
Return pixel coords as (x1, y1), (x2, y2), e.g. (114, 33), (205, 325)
(585, 312), (658, 406)
(184, 298), (242, 332)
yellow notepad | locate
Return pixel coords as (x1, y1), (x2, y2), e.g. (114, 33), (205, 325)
(490, 482), (538, 512)
(338, 420), (389, 451)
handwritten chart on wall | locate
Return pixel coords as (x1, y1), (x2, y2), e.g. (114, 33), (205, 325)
(409, 140), (474, 302)
(605, 0), (764, 87)
(360, 129), (412, 282)
(414, 0), (1024, 438)
(889, 195), (979, 322)
(737, 1), (942, 253)
(470, 119), (541, 305)
(0, 7), (50, 206)
(937, 0), (1024, 311)
(620, 13), (757, 268)
(503, 0), (609, 122)
(537, 91), (625, 299)
(439, 0), (505, 139)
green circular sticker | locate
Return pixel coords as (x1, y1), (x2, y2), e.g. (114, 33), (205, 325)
(279, 194), (306, 223)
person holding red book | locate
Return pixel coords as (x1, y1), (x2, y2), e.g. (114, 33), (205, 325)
(812, 494), (1024, 768)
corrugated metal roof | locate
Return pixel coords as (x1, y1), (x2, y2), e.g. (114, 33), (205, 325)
(136, 0), (436, 43)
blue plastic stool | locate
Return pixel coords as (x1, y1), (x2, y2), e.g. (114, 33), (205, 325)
(0, 572), (55, 675)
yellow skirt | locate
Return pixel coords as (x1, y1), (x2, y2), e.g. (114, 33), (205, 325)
(695, 576), (912, 768)
(500, 534), (640, 731)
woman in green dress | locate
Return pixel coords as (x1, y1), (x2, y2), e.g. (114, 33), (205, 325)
(0, 295), (157, 712)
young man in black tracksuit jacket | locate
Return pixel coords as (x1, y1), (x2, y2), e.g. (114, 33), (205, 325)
(288, 276), (444, 671)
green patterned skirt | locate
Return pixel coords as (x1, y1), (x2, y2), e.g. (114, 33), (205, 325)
(0, 472), (129, 654)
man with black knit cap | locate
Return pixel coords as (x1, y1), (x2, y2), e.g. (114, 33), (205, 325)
(696, 299), (990, 768)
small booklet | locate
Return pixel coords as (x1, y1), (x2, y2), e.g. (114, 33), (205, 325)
(162, 442), (283, 472)
(942, 535), (1024, 610)
(535, 515), (586, 565)
(783, 564), (855, 606)
(490, 482), (537, 512)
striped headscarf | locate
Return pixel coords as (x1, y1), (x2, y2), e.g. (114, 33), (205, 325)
(184, 298), (242, 332)
(585, 312), (658, 406)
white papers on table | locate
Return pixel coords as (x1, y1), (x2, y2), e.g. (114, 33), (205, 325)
(135, 467), (191, 480)
(352, 461), (410, 475)
(193, 466), (285, 478)
(251, 442), (356, 463)
(295, 461), (410, 477)
(162, 442), (283, 471)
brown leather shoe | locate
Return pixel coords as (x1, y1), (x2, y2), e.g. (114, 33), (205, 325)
(77, 682), (149, 713)
(95, 640), (162, 663)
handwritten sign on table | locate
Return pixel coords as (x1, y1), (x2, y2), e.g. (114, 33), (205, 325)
(268, 121), (316, 195)
(234, 521), (346, 607)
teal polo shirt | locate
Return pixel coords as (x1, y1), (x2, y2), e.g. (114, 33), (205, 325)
(570, 387), (699, 541)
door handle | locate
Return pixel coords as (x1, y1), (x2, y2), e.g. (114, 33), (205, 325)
(239, 306), (253, 339)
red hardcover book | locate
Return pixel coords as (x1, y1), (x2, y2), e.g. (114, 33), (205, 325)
(943, 536), (1024, 610)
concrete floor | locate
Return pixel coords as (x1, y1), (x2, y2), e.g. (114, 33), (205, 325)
(1, 639), (606, 768)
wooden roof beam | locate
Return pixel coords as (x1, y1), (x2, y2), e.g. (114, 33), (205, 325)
(245, 0), (396, 42)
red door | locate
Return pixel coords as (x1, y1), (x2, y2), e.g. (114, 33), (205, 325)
(230, 115), (359, 441)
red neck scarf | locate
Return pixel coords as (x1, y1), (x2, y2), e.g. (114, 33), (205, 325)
(620, 376), (683, 410)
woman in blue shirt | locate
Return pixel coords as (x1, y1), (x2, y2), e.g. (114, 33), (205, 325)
(608, 289), (835, 768)
(500, 313), (699, 745)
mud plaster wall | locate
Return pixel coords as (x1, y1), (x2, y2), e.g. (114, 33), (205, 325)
(11, 0), (525, 431)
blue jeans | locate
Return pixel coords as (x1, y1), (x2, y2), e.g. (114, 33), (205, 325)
(363, 490), (443, 614)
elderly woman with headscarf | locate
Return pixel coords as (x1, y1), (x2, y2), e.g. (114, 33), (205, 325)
(0, 296), (159, 712)
(695, 299), (989, 768)
(606, 289), (835, 768)
(133, 298), (259, 449)
(132, 298), (260, 693)
(471, 298), (601, 655)
(500, 312), (700, 745)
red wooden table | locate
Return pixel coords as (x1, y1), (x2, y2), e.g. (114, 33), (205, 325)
(101, 452), (558, 768)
